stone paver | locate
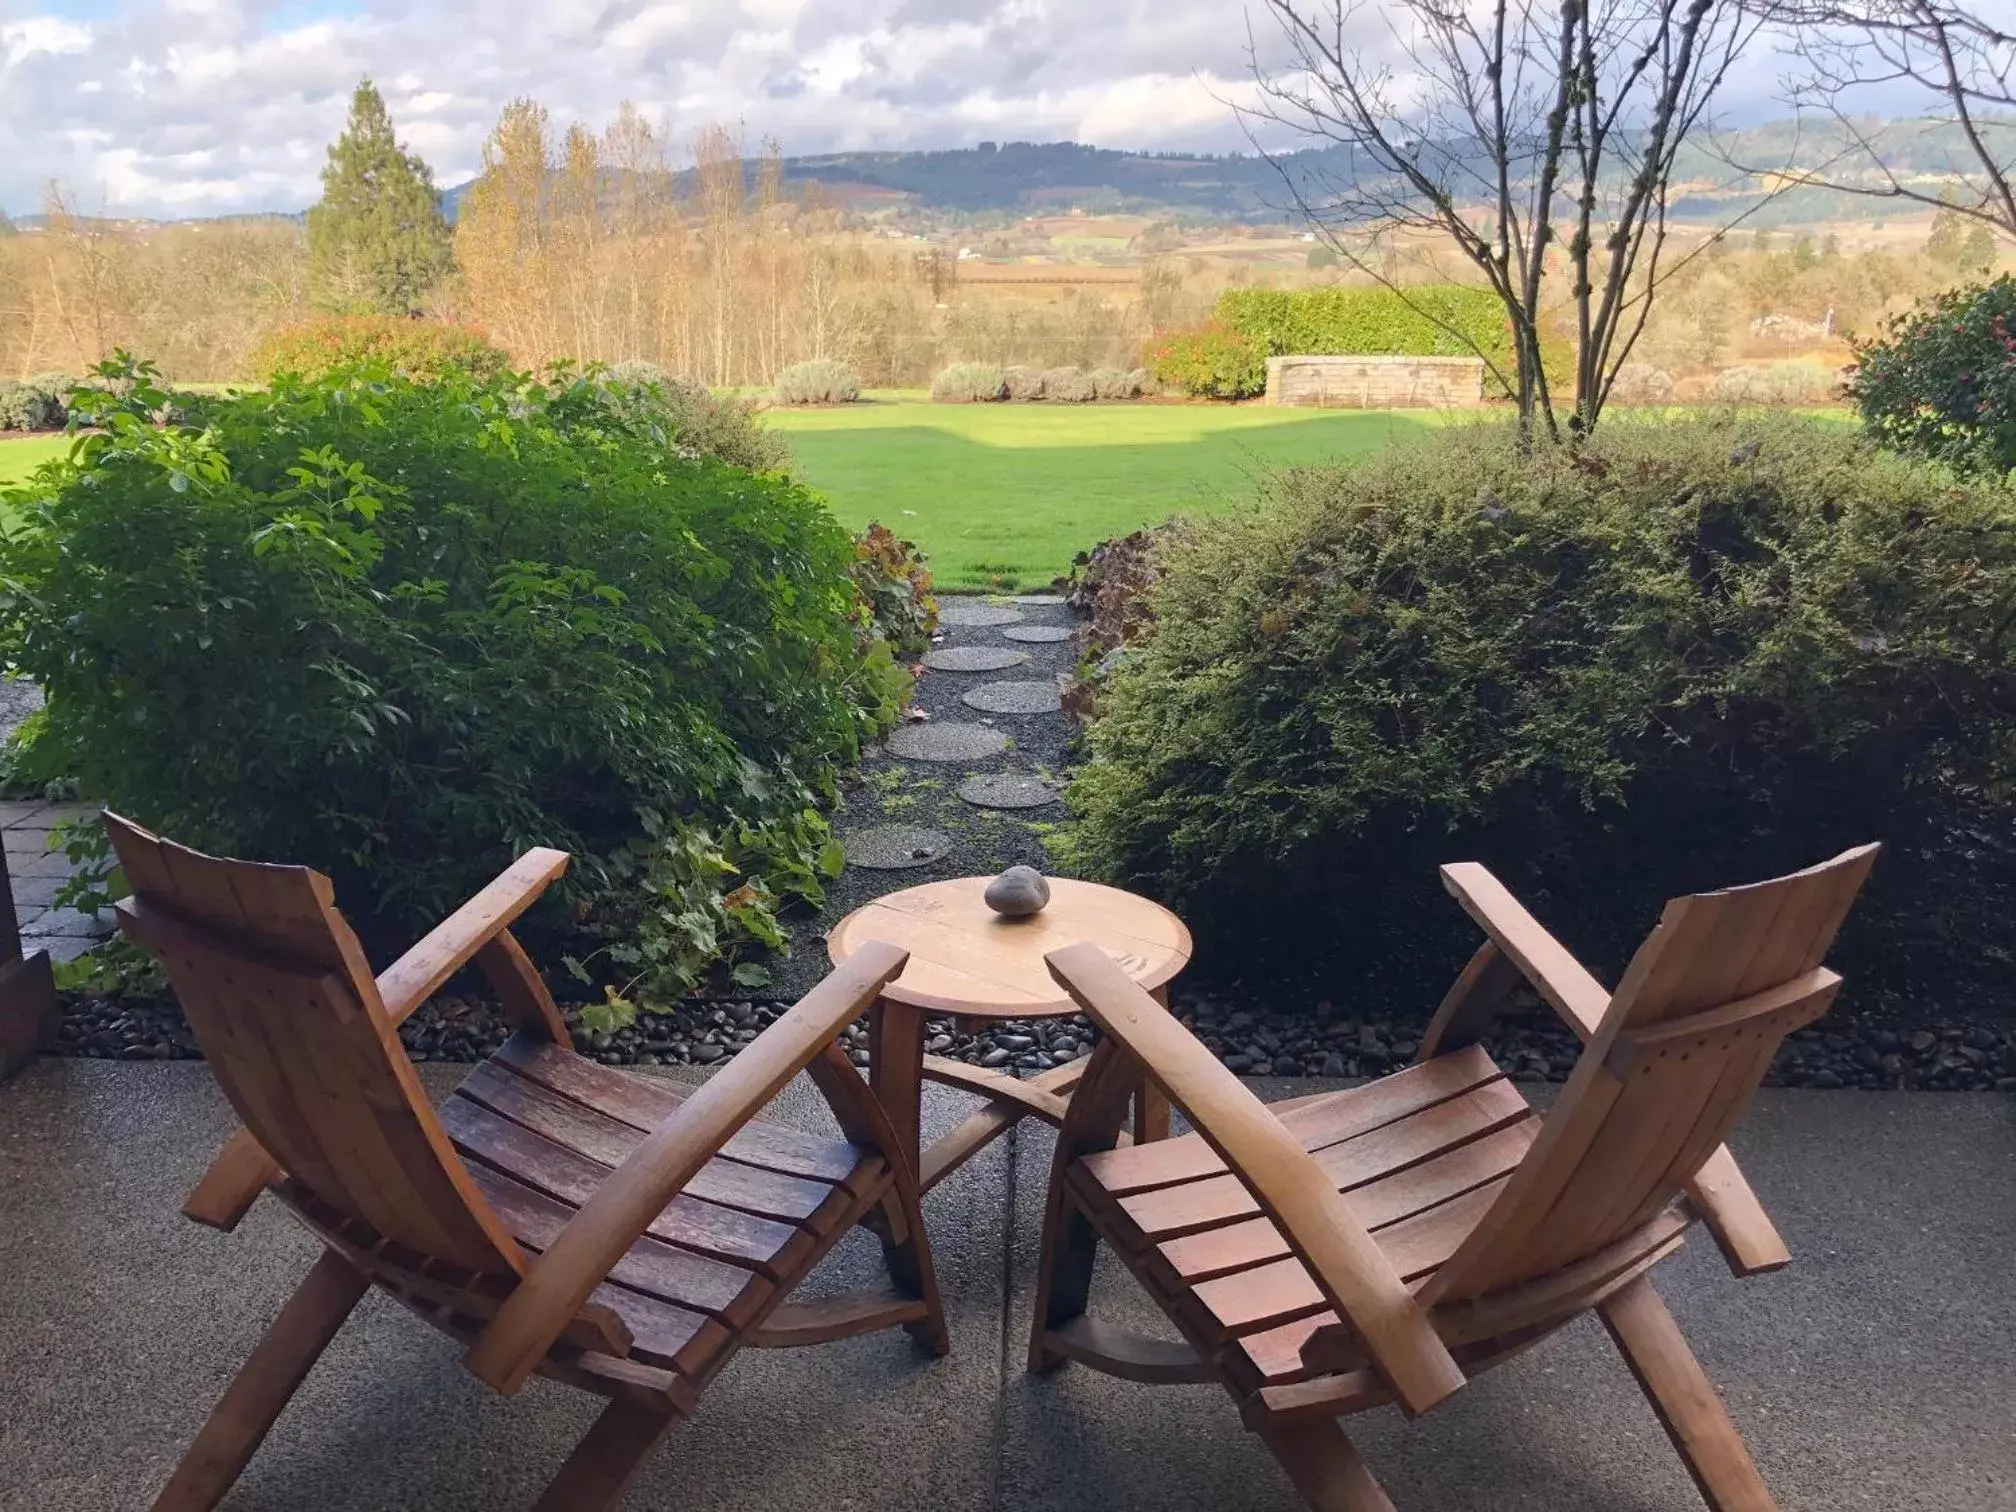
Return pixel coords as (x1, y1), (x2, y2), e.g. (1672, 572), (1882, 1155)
(938, 603), (1024, 628)
(923, 646), (1031, 674)
(842, 824), (957, 870)
(886, 722), (1011, 763)
(957, 773), (1062, 810)
(0, 1065), (2009, 1511)
(1012, 594), (1067, 606)
(961, 681), (1063, 715)
(1002, 624), (1074, 643)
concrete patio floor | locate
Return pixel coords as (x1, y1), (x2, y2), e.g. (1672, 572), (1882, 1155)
(2, 1057), (2011, 1511)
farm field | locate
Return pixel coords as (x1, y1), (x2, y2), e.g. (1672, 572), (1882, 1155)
(768, 399), (1436, 588)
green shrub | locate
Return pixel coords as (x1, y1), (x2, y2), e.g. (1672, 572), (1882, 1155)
(850, 522), (938, 654)
(1066, 414), (2016, 1019)
(1128, 366), (1154, 397)
(1003, 364), (1045, 401)
(931, 362), (1007, 403)
(0, 375), (73, 432)
(1041, 365), (1095, 403)
(773, 359), (861, 405)
(592, 362), (790, 474)
(0, 356), (898, 1008)
(1851, 275), (2016, 477)
(250, 315), (510, 385)
(1146, 322), (1267, 399)
(1088, 367), (1140, 400)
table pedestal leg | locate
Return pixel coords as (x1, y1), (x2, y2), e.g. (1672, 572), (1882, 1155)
(869, 996), (926, 1175)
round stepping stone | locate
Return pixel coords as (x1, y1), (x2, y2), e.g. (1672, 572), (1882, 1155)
(923, 646), (1029, 673)
(1013, 593), (1066, 606)
(962, 680), (1062, 715)
(886, 722), (1010, 762)
(958, 773), (1061, 810)
(843, 825), (954, 870)
(938, 602), (1023, 628)
(1002, 624), (1073, 644)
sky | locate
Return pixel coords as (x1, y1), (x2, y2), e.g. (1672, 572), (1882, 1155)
(1, 0), (1823, 221)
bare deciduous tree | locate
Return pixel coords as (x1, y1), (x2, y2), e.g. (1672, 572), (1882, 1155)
(1245, 0), (1770, 441)
(1762, 3), (2016, 239)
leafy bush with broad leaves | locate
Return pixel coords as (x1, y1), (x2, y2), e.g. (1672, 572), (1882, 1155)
(1146, 322), (1266, 400)
(0, 375), (74, 432)
(1003, 364), (1045, 401)
(1065, 415), (2016, 1020)
(1851, 274), (2016, 477)
(773, 359), (861, 405)
(1040, 366), (1095, 403)
(594, 361), (790, 474)
(849, 522), (938, 654)
(931, 362), (1007, 403)
(250, 315), (511, 385)
(0, 356), (906, 1023)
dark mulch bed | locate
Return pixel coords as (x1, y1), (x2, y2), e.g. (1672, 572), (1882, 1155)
(52, 977), (2016, 1092)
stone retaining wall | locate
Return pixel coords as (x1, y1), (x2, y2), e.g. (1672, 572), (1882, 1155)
(1265, 354), (1487, 409)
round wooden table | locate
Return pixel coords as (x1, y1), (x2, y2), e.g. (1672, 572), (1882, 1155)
(828, 876), (1192, 1191)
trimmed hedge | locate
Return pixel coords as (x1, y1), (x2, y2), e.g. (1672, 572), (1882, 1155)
(773, 359), (861, 405)
(1003, 365), (1045, 401)
(0, 375), (75, 432)
(1065, 414), (2016, 1019)
(931, 362), (1007, 403)
(250, 315), (510, 385)
(1041, 366), (1095, 402)
(1151, 287), (1572, 400)
(595, 362), (791, 474)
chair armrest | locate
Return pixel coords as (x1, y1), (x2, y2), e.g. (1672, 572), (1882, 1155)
(376, 848), (571, 1024)
(462, 939), (910, 1395)
(1044, 942), (1465, 1418)
(1438, 863), (1609, 1037)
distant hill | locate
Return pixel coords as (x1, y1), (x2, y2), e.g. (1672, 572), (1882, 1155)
(436, 117), (2004, 228)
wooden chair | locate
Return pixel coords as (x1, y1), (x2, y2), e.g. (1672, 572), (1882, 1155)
(103, 812), (948, 1512)
(1027, 845), (1878, 1512)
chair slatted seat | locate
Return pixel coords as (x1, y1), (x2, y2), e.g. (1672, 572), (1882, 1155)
(1027, 846), (1877, 1512)
(104, 813), (948, 1512)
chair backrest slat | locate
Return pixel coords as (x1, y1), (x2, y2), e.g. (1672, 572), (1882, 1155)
(1428, 844), (1876, 1303)
(106, 813), (523, 1279)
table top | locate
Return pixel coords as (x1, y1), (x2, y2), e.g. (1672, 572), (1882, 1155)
(826, 876), (1192, 1019)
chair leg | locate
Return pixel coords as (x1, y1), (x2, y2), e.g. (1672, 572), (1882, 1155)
(1598, 1275), (1777, 1512)
(1255, 1418), (1397, 1512)
(152, 1249), (370, 1512)
(1027, 1187), (1100, 1373)
(530, 1396), (683, 1512)
(876, 1175), (950, 1356)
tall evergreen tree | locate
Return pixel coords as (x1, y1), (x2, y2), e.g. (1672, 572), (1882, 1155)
(307, 80), (452, 315)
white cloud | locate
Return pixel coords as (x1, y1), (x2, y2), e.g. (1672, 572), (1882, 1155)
(0, 0), (1806, 220)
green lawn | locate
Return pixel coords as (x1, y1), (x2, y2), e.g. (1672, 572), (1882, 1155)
(768, 400), (1433, 589)
(0, 402), (1436, 589)
(0, 435), (70, 489)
